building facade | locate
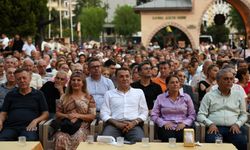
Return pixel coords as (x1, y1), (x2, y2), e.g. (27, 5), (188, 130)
(135, 0), (250, 49)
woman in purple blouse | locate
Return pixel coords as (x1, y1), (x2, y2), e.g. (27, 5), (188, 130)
(151, 75), (196, 142)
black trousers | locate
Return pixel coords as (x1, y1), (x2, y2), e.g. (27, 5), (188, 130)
(158, 126), (185, 142)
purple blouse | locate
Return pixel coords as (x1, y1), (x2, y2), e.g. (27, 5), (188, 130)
(151, 91), (196, 128)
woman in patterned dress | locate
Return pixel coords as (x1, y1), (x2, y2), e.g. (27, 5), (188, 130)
(55, 72), (96, 150)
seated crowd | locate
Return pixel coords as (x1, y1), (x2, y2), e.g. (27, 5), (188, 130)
(0, 34), (249, 150)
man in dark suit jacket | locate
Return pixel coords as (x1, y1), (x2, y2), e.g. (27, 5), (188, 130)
(175, 70), (199, 113)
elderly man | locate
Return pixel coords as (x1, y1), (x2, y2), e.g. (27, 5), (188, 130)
(22, 58), (42, 89)
(40, 70), (67, 118)
(0, 68), (49, 141)
(101, 68), (148, 142)
(197, 68), (248, 150)
(0, 67), (16, 111)
(37, 59), (53, 84)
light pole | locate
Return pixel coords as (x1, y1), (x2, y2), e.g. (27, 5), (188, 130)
(69, 0), (74, 42)
(59, 0), (63, 38)
(48, 0), (52, 39)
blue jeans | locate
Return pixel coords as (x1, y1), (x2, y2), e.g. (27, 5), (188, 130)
(0, 128), (38, 141)
(205, 126), (247, 150)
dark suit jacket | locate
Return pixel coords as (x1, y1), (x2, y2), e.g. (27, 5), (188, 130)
(183, 84), (199, 113)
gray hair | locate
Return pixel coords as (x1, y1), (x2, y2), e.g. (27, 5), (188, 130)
(4, 56), (13, 62)
(37, 59), (46, 66)
(23, 57), (34, 65)
(56, 70), (68, 78)
(216, 68), (233, 81)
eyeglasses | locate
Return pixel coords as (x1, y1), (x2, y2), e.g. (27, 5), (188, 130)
(55, 76), (66, 81)
(142, 67), (152, 70)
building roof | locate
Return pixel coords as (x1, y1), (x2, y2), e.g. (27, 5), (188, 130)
(135, 0), (192, 11)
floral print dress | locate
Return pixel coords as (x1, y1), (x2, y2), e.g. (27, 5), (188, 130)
(55, 94), (96, 150)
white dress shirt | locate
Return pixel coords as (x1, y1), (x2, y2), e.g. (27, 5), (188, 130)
(100, 87), (148, 122)
(30, 73), (42, 89)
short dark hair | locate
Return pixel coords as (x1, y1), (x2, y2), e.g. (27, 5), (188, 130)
(158, 61), (170, 67)
(236, 68), (248, 82)
(14, 68), (29, 75)
(165, 74), (179, 85)
(104, 59), (116, 67)
(88, 58), (101, 67)
(237, 59), (247, 67)
(138, 61), (152, 72)
(115, 67), (131, 77)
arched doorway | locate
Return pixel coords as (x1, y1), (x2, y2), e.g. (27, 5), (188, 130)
(147, 22), (195, 49)
(198, 0), (250, 47)
(136, 0), (250, 49)
(150, 25), (191, 49)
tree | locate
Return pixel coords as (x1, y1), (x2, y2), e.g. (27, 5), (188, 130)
(74, 0), (102, 22)
(206, 24), (230, 44)
(0, 0), (48, 37)
(228, 6), (245, 34)
(77, 7), (107, 40)
(113, 5), (140, 40)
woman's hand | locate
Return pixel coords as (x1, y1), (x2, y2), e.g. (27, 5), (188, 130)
(176, 123), (185, 131)
(164, 122), (175, 130)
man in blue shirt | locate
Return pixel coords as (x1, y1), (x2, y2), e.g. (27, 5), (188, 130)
(86, 58), (115, 117)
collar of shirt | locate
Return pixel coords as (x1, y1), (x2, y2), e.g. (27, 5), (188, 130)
(165, 90), (185, 98)
(90, 75), (103, 82)
(115, 87), (131, 94)
(215, 87), (231, 97)
(2, 82), (17, 89)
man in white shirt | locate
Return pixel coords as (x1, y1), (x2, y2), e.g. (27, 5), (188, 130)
(1, 34), (9, 49)
(22, 37), (36, 56)
(100, 68), (148, 142)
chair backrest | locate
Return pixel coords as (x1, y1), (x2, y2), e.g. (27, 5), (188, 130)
(42, 119), (55, 150)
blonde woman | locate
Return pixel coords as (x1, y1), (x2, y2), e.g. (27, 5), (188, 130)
(55, 72), (96, 150)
